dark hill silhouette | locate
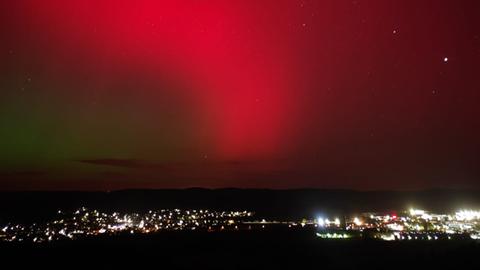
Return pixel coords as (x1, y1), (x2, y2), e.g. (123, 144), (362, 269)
(1, 188), (480, 223)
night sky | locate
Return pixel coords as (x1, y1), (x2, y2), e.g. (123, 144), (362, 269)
(1, 0), (479, 190)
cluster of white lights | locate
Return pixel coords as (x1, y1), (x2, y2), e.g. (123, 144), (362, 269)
(316, 232), (350, 239)
(317, 218), (325, 227)
(409, 209), (426, 216)
(317, 208), (480, 241)
(0, 208), (253, 243)
(455, 210), (480, 221)
(353, 217), (362, 226)
(316, 217), (340, 227)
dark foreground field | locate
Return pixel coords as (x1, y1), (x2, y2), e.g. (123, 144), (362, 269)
(1, 230), (479, 269)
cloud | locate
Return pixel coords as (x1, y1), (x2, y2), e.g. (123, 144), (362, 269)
(76, 159), (166, 169)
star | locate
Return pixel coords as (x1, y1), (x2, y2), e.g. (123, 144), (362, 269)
(443, 57), (449, 63)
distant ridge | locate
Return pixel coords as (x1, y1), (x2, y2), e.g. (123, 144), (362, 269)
(1, 188), (479, 223)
